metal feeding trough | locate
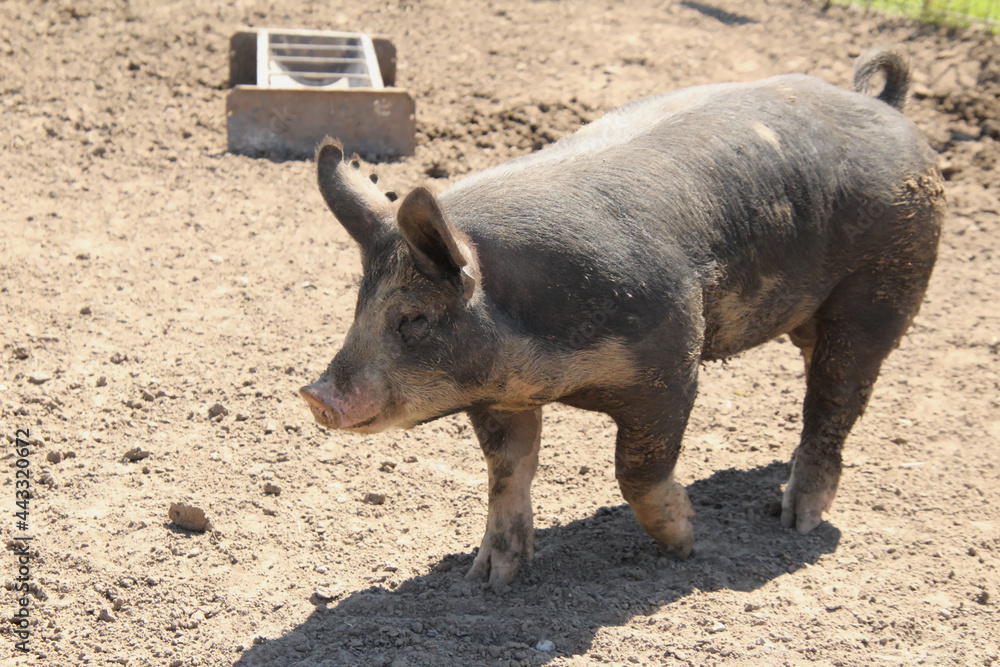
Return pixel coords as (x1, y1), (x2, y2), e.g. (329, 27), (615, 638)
(227, 28), (415, 159)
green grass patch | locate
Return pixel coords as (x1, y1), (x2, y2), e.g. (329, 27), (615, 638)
(829, 0), (1000, 31)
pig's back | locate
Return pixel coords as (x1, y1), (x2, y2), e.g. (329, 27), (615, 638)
(450, 75), (936, 252)
(439, 74), (939, 348)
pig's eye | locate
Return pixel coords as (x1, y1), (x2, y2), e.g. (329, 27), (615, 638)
(397, 314), (429, 344)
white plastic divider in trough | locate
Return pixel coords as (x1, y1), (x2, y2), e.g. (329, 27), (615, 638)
(256, 29), (384, 91)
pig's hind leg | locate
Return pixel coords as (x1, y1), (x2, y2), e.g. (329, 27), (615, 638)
(465, 407), (542, 590)
(782, 259), (934, 533)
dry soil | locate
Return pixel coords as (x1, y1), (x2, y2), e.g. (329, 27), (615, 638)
(1, 1), (999, 666)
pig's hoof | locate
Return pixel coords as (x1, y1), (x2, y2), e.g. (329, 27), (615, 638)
(654, 517), (695, 559)
(465, 550), (521, 593)
(780, 494), (829, 533)
(464, 544), (524, 592)
(781, 461), (838, 533)
(626, 478), (697, 559)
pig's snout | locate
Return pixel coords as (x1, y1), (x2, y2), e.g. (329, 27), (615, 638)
(300, 381), (344, 430)
(300, 378), (384, 431)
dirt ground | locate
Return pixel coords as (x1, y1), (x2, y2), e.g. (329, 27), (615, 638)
(2, 0), (999, 665)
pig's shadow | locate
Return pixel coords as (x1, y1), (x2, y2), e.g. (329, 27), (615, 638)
(233, 462), (840, 666)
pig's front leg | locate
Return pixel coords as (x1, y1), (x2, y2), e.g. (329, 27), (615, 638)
(465, 407), (542, 591)
(613, 384), (698, 559)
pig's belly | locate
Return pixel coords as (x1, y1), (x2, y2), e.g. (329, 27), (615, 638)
(700, 275), (824, 362)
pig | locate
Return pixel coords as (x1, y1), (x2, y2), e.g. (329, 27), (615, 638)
(300, 48), (944, 589)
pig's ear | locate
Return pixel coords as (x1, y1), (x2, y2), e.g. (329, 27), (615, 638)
(397, 187), (478, 300)
(316, 137), (393, 249)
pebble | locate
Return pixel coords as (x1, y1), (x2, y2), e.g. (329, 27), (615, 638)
(708, 621), (726, 633)
(535, 639), (555, 652)
(121, 446), (152, 463)
(46, 451), (76, 464)
(80, 305), (92, 315)
(363, 492), (386, 505)
(168, 502), (213, 532)
(314, 588), (336, 601)
(208, 403), (228, 420)
(27, 372), (51, 385)
(97, 608), (115, 622)
(263, 482), (281, 496)
(982, 119), (1000, 141)
(96, 376), (107, 387)
(110, 352), (127, 364)
(13, 347), (29, 360)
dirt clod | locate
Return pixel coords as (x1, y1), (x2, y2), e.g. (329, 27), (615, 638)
(121, 446), (152, 463)
(168, 502), (212, 533)
(208, 403), (228, 419)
